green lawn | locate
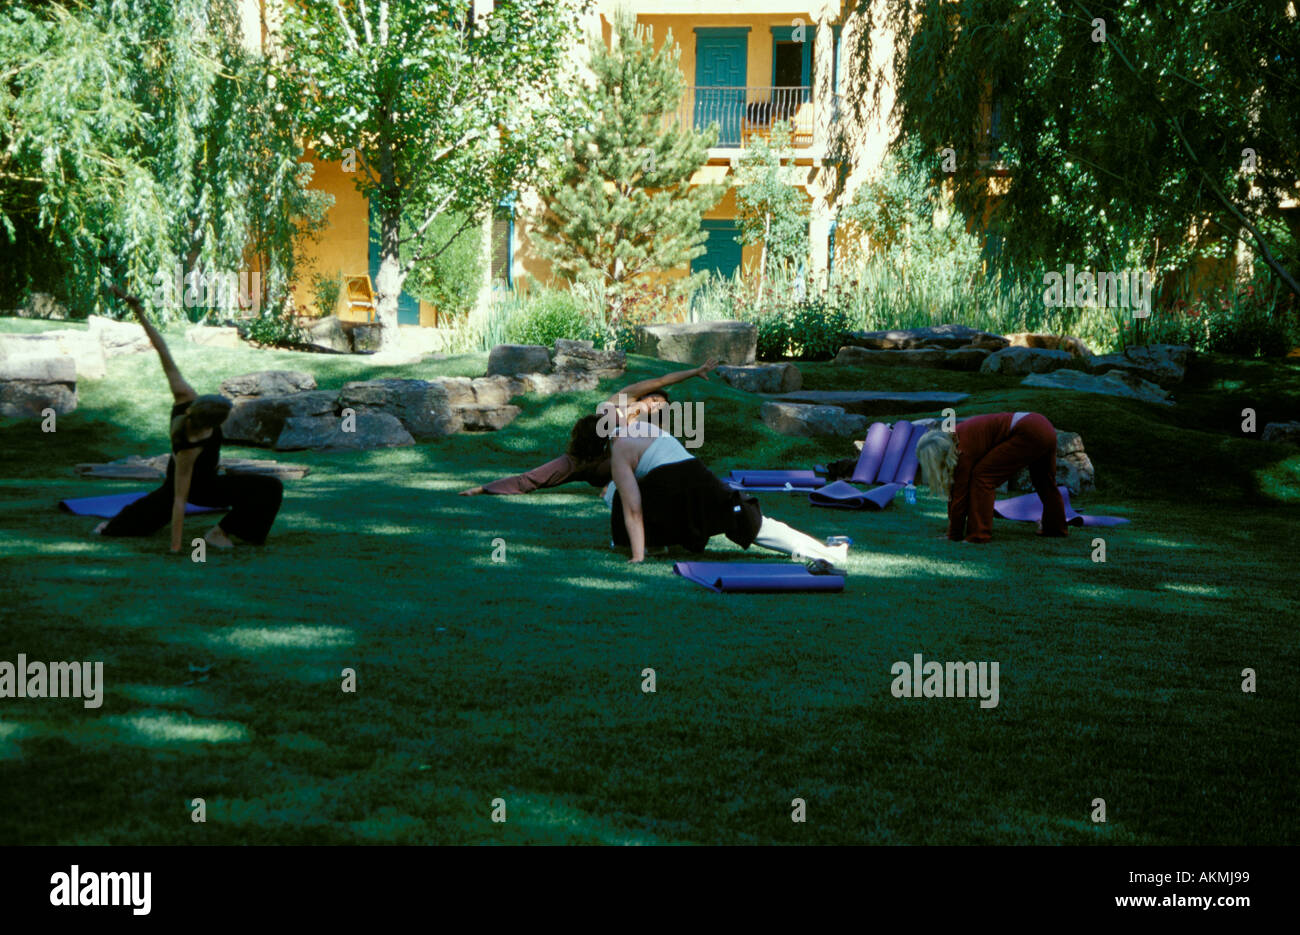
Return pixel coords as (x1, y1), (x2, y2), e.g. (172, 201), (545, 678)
(2, 320), (1297, 844)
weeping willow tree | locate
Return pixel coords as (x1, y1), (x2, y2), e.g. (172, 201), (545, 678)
(0, 0), (328, 318)
(842, 0), (1300, 299)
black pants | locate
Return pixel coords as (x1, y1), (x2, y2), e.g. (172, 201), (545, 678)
(101, 474), (283, 545)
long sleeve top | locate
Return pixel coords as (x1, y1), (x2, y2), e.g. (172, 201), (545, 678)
(948, 412), (1015, 540)
(480, 454), (612, 495)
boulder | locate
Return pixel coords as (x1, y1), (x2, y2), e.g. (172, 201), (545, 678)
(1261, 421), (1300, 445)
(487, 344), (552, 377)
(459, 404), (523, 432)
(634, 321), (756, 365)
(1086, 344), (1191, 387)
(339, 378), (462, 438)
(1004, 332), (1093, 358)
(186, 326), (242, 349)
(551, 339), (625, 376)
(843, 324), (1007, 351)
(344, 322), (384, 353)
(1021, 368), (1174, 406)
(0, 356), (77, 417)
(425, 376), (477, 408)
(303, 317), (351, 353)
(714, 363), (802, 394)
(222, 391), (339, 447)
(0, 330), (106, 380)
(762, 390), (970, 416)
(760, 401), (868, 439)
(469, 375), (516, 407)
(1011, 430), (1095, 494)
(525, 372), (601, 396)
(220, 370), (318, 400)
(87, 315), (151, 357)
(832, 346), (990, 371)
(273, 412), (414, 451)
(980, 346), (1076, 376)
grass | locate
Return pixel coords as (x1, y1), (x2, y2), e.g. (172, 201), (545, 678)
(2, 318), (1298, 844)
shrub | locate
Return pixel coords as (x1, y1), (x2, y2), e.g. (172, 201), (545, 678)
(240, 305), (303, 348)
(755, 311), (790, 360)
(504, 288), (603, 348)
(788, 296), (850, 361)
(310, 270), (342, 317)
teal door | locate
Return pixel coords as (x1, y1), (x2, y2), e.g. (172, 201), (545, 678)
(694, 29), (748, 146)
(692, 220), (743, 280)
(367, 201), (421, 325)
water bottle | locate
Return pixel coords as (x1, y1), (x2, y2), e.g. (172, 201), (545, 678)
(904, 483), (916, 505)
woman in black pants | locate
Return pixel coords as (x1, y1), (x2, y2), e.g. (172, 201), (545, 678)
(94, 286), (283, 552)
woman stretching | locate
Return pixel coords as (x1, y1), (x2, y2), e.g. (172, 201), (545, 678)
(458, 358), (718, 497)
(94, 286), (283, 552)
(567, 414), (849, 566)
(914, 412), (1067, 544)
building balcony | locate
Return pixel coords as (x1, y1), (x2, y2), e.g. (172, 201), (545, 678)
(677, 85), (822, 153)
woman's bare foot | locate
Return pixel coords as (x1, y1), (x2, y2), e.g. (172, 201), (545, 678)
(91, 521), (108, 536)
(205, 526), (234, 549)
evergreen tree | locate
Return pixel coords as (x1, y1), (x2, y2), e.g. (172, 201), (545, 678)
(533, 11), (727, 327)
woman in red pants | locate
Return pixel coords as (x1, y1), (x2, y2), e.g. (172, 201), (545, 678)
(914, 412), (1068, 543)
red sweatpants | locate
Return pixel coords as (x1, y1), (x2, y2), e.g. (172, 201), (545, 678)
(958, 413), (1068, 542)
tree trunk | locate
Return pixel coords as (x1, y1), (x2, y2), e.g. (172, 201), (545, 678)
(373, 204), (404, 351)
(757, 211), (770, 307)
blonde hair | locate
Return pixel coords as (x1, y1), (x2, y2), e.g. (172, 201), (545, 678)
(915, 427), (959, 499)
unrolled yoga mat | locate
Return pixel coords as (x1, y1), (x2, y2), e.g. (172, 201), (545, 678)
(993, 486), (1130, 527)
(673, 562), (845, 593)
(809, 480), (902, 510)
(726, 470), (823, 488)
(58, 491), (223, 518)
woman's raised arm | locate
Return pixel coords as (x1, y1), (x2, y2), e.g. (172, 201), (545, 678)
(109, 284), (196, 405)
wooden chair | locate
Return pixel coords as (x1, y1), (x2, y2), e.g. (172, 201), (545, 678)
(336, 275), (376, 323)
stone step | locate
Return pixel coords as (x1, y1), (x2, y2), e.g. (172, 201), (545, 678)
(762, 390), (970, 416)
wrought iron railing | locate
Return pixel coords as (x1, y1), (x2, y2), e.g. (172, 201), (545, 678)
(677, 86), (817, 148)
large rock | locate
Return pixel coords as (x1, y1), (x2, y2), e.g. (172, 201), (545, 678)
(339, 378), (462, 438)
(715, 363), (802, 394)
(524, 371), (601, 396)
(634, 321), (756, 365)
(760, 402), (868, 439)
(222, 391), (339, 447)
(302, 316), (351, 353)
(1261, 421), (1300, 445)
(87, 315), (151, 357)
(1087, 344), (1191, 387)
(0, 356), (77, 417)
(980, 346), (1076, 376)
(487, 344), (552, 377)
(1, 330), (106, 380)
(763, 390), (970, 416)
(1011, 430), (1095, 494)
(186, 326), (242, 349)
(832, 346), (990, 371)
(459, 404), (523, 431)
(1004, 333), (1093, 358)
(843, 324), (1008, 351)
(273, 412), (414, 451)
(220, 370), (318, 400)
(1022, 368), (1174, 406)
(344, 322), (384, 353)
(552, 339), (626, 376)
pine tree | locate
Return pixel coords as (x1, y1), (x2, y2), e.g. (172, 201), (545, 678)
(533, 11), (726, 330)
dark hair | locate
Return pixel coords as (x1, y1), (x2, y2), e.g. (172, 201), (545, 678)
(568, 414), (609, 464)
(645, 389), (669, 403)
(186, 394), (233, 431)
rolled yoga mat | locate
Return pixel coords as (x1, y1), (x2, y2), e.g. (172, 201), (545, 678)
(993, 486), (1130, 527)
(59, 491), (224, 519)
(851, 421), (892, 483)
(809, 480), (902, 510)
(673, 561), (845, 594)
(726, 470), (823, 488)
(894, 422), (923, 485)
(876, 420), (916, 485)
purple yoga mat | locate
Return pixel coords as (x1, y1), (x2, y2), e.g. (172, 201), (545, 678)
(877, 420), (915, 485)
(727, 470), (823, 488)
(993, 486), (1130, 527)
(893, 422), (924, 485)
(59, 491), (223, 519)
(673, 562), (845, 593)
(809, 480), (902, 510)
(851, 422), (892, 484)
